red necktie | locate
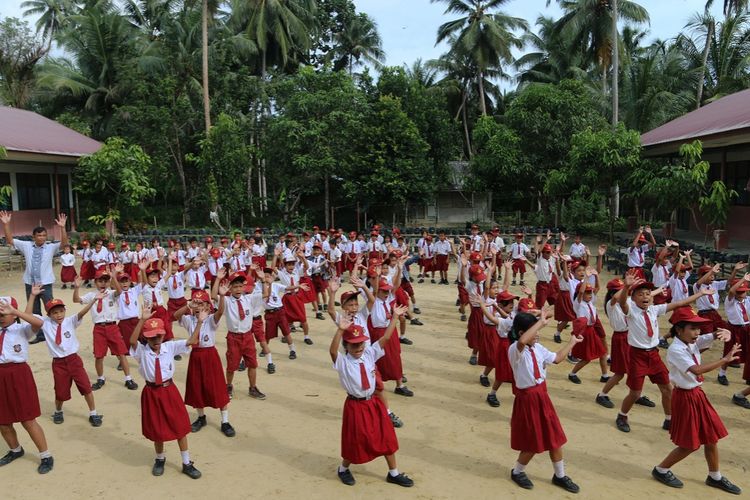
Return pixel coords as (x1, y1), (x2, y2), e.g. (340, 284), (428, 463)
(194, 272), (199, 289)
(587, 303), (596, 324)
(689, 351), (704, 382)
(154, 356), (163, 384)
(662, 265), (669, 280)
(96, 297), (103, 313)
(125, 291), (130, 306)
(638, 248), (643, 264)
(290, 276), (295, 287)
(359, 362), (371, 391)
(0, 328), (5, 355)
(644, 311), (654, 337)
(708, 289), (715, 305)
(55, 323), (62, 345)
(548, 260), (553, 274)
(529, 347), (542, 380)
(172, 276), (178, 290)
(383, 301), (392, 320)
(681, 280), (687, 294)
(237, 299), (245, 321)
(740, 301), (749, 323)
(151, 291), (158, 309)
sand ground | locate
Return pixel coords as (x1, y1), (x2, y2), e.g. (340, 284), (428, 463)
(0, 260), (748, 500)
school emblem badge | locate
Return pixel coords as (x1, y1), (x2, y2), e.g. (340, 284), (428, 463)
(13, 344), (21, 353)
(64, 331), (71, 339)
(148, 320), (159, 328)
(203, 335), (209, 342)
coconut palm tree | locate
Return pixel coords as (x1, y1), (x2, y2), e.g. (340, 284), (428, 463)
(20, 0), (76, 48)
(331, 13), (384, 74)
(706, 0), (749, 15)
(431, 0), (527, 116)
(0, 17), (50, 108)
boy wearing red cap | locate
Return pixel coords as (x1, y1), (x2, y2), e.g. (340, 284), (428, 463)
(262, 267), (297, 359)
(34, 289), (101, 427)
(724, 274), (750, 386)
(0, 295), (54, 474)
(509, 233), (530, 286)
(331, 310), (414, 487)
(138, 260), (177, 346)
(651, 307), (740, 494)
(370, 278), (413, 396)
(74, 269), (137, 391)
(627, 226), (656, 280)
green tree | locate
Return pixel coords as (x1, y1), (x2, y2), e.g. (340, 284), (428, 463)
(332, 12), (384, 74)
(20, 0), (75, 48)
(0, 17), (49, 108)
(469, 116), (524, 206)
(515, 15), (588, 86)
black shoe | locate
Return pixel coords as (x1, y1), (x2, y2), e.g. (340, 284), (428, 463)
(334, 302), (340, 306)
(511, 470), (533, 489)
(37, 456), (54, 474)
(554, 334), (562, 344)
(395, 386), (414, 397)
(400, 337), (414, 345)
(409, 318), (423, 326)
(635, 395), (656, 407)
(658, 338), (669, 349)
(304, 338), (314, 345)
(152, 458), (166, 476)
(174, 355), (182, 361)
(511, 280), (516, 286)
(412, 307), (421, 315)
(431, 279), (436, 284)
(267, 363), (276, 374)
(227, 384), (233, 400)
(0, 448), (24, 466)
(616, 415), (630, 433)
(469, 355), (477, 365)
(718, 375), (729, 386)
(221, 422), (236, 437)
(607, 357), (611, 365)
(259, 351), (265, 357)
(418, 278), (424, 284)
(89, 414), (103, 427)
(386, 472), (414, 487)
(289, 326), (296, 333)
(568, 374), (582, 384)
(706, 475), (742, 495)
(550, 475), (579, 493)
(125, 379), (138, 390)
(401, 375), (408, 383)
(487, 393), (500, 407)
(289, 350), (297, 360)
(238, 359), (246, 372)
(662, 419), (670, 430)
(116, 364), (123, 371)
(338, 468), (356, 486)
(317, 305), (322, 311)
(409, 277), (414, 282)
(182, 462), (202, 479)
(61, 284), (67, 289)
(191, 415), (207, 432)
(91, 379), (105, 391)
(53, 411), (64, 424)
(652, 468), (683, 488)
(480, 375), (491, 387)
(567, 354), (581, 364)
(249, 387), (266, 400)
(316, 312), (325, 320)
(596, 395), (614, 408)
(86, 282), (92, 288)
(455, 299), (461, 306)
(389, 412), (403, 428)
(519, 280), (525, 286)
(460, 314), (467, 321)
(599, 375), (611, 383)
(732, 394), (750, 408)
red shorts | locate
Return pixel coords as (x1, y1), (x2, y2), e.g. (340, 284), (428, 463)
(167, 297), (187, 321)
(626, 346), (669, 391)
(0, 362), (41, 424)
(93, 323), (128, 358)
(435, 254), (449, 272)
(512, 259), (526, 274)
(226, 332), (258, 371)
(457, 283), (469, 306)
(422, 258), (434, 272)
(399, 279), (414, 297)
(252, 317), (266, 343)
(265, 308), (291, 340)
(346, 254), (358, 272)
(252, 256), (266, 268)
(312, 274), (328, 294)
(52, 354), (92, 401)
(535, 281), (556, 308)
(118, 317), (139, 349)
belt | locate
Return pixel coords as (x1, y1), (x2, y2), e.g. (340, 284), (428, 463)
(697, 310), (715, 314)
(632, 346), (657, 352)
(228, 331), (250, 335)
(95, 321), (116, 326)
(146, 379), (172, 388)
(266, 307), (282, 313)
(347, 394), (372, 401)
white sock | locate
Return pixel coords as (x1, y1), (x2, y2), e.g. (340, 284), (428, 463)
(490, 390), (497, 396)
(156, 452), (165, 460)
(125, 375), (132, 381)
(221, 410), (229, 424)
(655, 466), (670, 474)
(388, 468), (400, 477)
(387, 408), (392, 414)
(304, 335), (310, 340)
(709, 470), (722, 481)
(288, 343), (295, 351)
(89, 410), (97, 416)
(180, 450), (191, 465)
(618, 412), (628, 417)
(554, 332), (561, 337)
(266, 353), (273, 364)
(569, 372), (576, 377)
(735, 392), (746, 398)
(552, 460), (565, 478)
(601, 372), (610, 378)
(338, 465), (348, 473)
(98, 376), (105, 381)
(197, 408), (205, 417)
(39, 450), (52, 459)
(11, 446), (22, 453)
(513, 461), (526, 475)
(665, 415), (671, 421)
(598, 392), (608, 398)
(719, 368), (727, 376)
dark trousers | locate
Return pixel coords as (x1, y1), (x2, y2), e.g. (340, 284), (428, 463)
(25, 283), (53, 316)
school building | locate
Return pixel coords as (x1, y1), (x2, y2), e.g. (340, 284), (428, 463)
(0, 107), (101, 236)
(641, 88), (750, 240)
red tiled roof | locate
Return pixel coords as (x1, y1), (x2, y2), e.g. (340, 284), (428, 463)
(0, 107), (101, 157)
(641, 88), (750, 149)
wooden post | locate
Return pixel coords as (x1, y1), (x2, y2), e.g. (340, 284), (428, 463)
(721, 150), (727, 182)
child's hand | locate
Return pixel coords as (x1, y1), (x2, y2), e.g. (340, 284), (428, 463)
(701, 287), (716, 296)
(734, 261), (747, 271)
(521, 285), (533, 297)
(503, 259), (513, 270)
(0, 211), (11, 224)
(216, 267), (227, 280)
(570, 334), (584, 345)
(218, 282), (230, 295)
(328, 278), (341, 293)
(94, 290), (107, 301)
(30, 283), (43, 296)
(393, 304), (408, 317)
(722, 343), (741, 364)
(338, 314), (353, 331)
(115, 263), (124, 274)
(0, 300), (15, 314)
(74, 277), (82, 288)
(715, 328), (732, 342)
(138, 260), (149, 271)
(598, 244), (607, 256)
(299, 283), (310, 292)
(197, 309), (209, 322)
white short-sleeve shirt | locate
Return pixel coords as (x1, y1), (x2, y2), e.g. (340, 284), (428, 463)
(81, 289), (118, 323)
(130, 340), (191, 383)
(667, 335), (715, 389)
(605, 301), (628, 332)
(669, 273), (691, 301)
(179, 314), (218, 348)
(508, 342), (556, 389)
(225, 294), (253, 333)
(41, 314), (82, 358)
(117, 284), (142, 320)
(695, 281), (726, 311)
(265, 282), (287, 309)
(725, 295), (750, 325)
(333, 342), (385, 398)
(166, 272), (186, 300)
(627, 244), (649, 268)
(0, 322), (36, 363)
(626, 300), (666, 349)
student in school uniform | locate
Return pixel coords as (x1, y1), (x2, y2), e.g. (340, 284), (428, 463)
(569, 235), (586, 261)
(129, 313), (202, 479)
(651, 306), (741, 495)
(465, 258), (490, 366)
(184, 257), (208, 294)
(534, 243), (557, 309)
(276, 250), (313, 345)
(59, 244), (77, 289)
(472, 260), (505, 389)
(35, 292), (102, 427)
(343, 232), (359, 277)
(262, 267), (297, 360)
(651, 242), (677, 305)
(165, 252), (188, 321)
(433, 232), (452, 285)
(73, 269), (138, 391)
(331, 311), (414, 488)
(724, 275), (750, 386)
(205, 247), (223, 288)
(139, 260), (176, 345)
(78, 240), (95, 287)
(508, 311), (582, 493)
(614, 274), (715, 433)
(567, 279), (610, 384)
(627, 227), (656, 280)
(114, 271), (141, 355)
(308, 243), (329, 319)
(509, 233), (530, 286)
(186, 238), (201, 262)
(90, 239), (109, 273)
(329, 239), (344, 277)
(0, 296), (54, 474)
(251, 236), (267, 269)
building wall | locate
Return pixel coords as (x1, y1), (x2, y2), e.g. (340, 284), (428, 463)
(409, 191), (492, 226)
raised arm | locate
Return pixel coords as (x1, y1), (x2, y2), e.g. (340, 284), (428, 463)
(1, 299), (43, 332)
(378, 305), (407, 348)
(666, 286), (715, 312)
(213, 282), (227, 322)
(55, 213), (68, 247)
(0, 211), (13, 247)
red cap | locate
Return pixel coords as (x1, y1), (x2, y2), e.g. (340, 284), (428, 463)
(302, 232), (310, 237)
(120, 242), (128, 249)
(341, 291), (359, 303)
(378, 280), (393, 292)
(366, 266), (378, 279)
(117, 273), (131, 282)
(342, 324), (369, 344)
(205, 237), (213, 243)
(638, 235), (647, 243)
(107, 242), (115, 250)
(471, 224), (479, 230)
(630, 281), (655, 294)
(94, 268), (111, 280)
(425, 235), (433, 241)
(228, 272), (246, 283)
(515, 233), (523, 238)
(145, 265), (161, 275)
(82, 240), (90, 246)
(209, 248), (221, 258)
(168, 239), (176, 247)
(669, 306), (710, 325)
(541, 244), (552, 253)
(312, 243), (322, 249)
(313, 225), (319, 230)
(286, 232), (294, 238)
(284, 257), (297, 264)
(731, 279), (750, 292)
(697, 265), (713, 275)
(606, 278), (624, 290)
(496, 290), (519, 302)
(392, 250), (403, 258)
(571, 259), (587, 269)
(517, 298), (534, 312)
(221, 237), (229, 243)
(45, 298), (65, 312)
(142, 318), (166, 338)
(469, 252), (482, 262)
(191, 290), (210, 303)
(469, 265), (486, 282)
(576, 282), (595, 294)
(370, 231), (378, 236)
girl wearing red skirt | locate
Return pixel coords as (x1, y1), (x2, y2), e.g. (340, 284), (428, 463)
(552, 250), (582, 343)
(508, 312), (582, 493)
(59, 244), (77, 289)
(0, 297), (53, 474)
(77, 240), (95, 287)
(478, 285), (517, 408)
(276, 251), (312, 342)
(166, 253), (187, 321)
(651, 306), (741, 494)
(330, 307), (413, 487)
(567, 277), (610, 384)
(129, 310), (201, 479)
(174, 288), (235, 438)
(465, 257), (489, 366)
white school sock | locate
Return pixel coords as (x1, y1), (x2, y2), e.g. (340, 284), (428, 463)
(11, 446), (22, 453)
(512, 462), (526, 475)
(156, 452), (166, 460)
(655, 466), (670, 474)
(665, 415), (671, 421)
(125, 375), (132, 381)
(709, 470), (722, 481)
(39, 450), (52, 459)
(388, 468), (400, 477)
(98, 376), (105, 381)
(338, 465), (348, 473)
(719, 368), (727, 376)
(490, 390), (497, 396)
(598, 392), (608, 398)
(89, 410), (97, 416)
(266, 353), (273, 364)
(618, 412), (628, 417)
(552, 460), (565, 478)
(197, 408), (205, 417)
(304, 335), (310, 340)
(387, 408), (392, 414)
(180, 450), (191, 465)
(221, 410), (229, 423)
(288, 343), (295, 351)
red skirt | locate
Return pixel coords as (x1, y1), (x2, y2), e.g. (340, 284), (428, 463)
(457, 283), (469, 306)
(141, 382), (192, 442)
(395, 287), (410, 307)
(127, 263), (139, 282)
(299, 276), (317, 303)
(495, 337), (513, 383)
(167, 297), (187, 321)
(422, 257), (434, 273)
(368, 323), (403, 381)
(80, 261), (95, 280)
(0, 363), (41, 425)
(184, 347), (230, 409)
(571, 319), (607, 361)
(282, 293), (307, 323)
(118, 318), (140, 352)
(400, 279), (414, 297)
(697, 309), (727, 335)
(60, 265), (77, 282)
(609, 331), (630, 374)
(252, 256), (266, 268)
(151, 306), (174, 341)
(510, 382), (567, 453)
(554, 290), (576, 322)
(466, 306), (483, 350)
(345, 253), (357, 272)
(727, 324), (749, 376)
(478, 323), (499, 367)
(341, 397), (399, 464)
(670, 387), (727, 450)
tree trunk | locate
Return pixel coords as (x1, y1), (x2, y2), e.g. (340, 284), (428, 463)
(324, 175), (330, 228)
(201, 0), (211, 134)
(611, 0), (619, 126)
(477, 71), (487, 116)
(461, 92), (473, 159)
(168, 125), (189, 224)
(696, 19), (714, 109)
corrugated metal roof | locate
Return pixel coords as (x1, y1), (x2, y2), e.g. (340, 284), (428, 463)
(0, 107), (101, 157)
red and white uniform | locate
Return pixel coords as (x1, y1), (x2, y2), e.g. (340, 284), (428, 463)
(225, 291), (262, 371)
(41, 315), (93, 401)
(185, 267), (207, 290)
(569, 242), (586, 259)
(0, 321), (42, 425)
(186, 246), (201, 261)
(725, 294), (750, 377)
(624, 300), (669, 391)
(368, 297), (402, 382)
(91, 247), (110, 270)
(669, 272), (691, 302)
(81, 288), (128, 357)
(181, 313), (229, 409)
(605, 301), (630, 375)
(264, 282), (291, 340)
(59, 252), (77, 283)
(627, 244), (649, 268)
